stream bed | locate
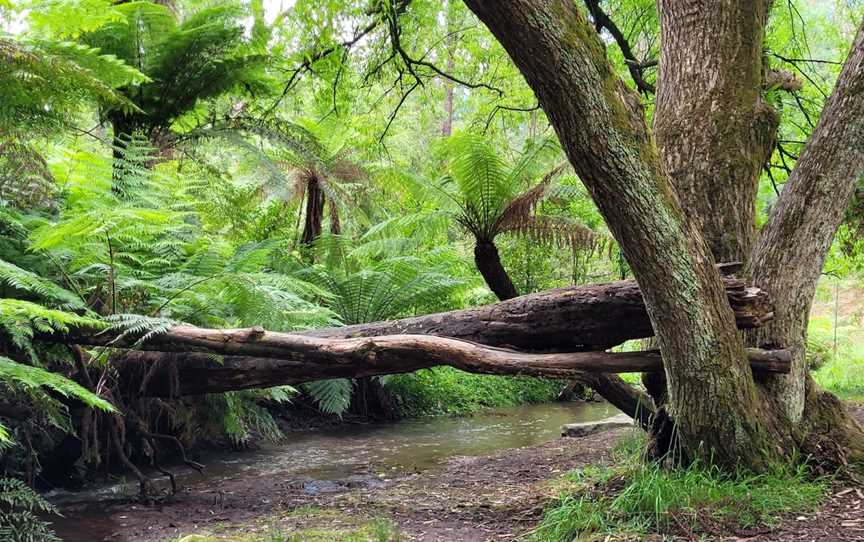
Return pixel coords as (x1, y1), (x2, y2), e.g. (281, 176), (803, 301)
(48, 401), (618, 541)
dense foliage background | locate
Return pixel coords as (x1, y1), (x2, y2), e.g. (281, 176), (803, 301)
(0, 0), (863, 537)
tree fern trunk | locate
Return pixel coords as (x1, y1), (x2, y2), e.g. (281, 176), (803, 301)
(301, 177), (325, 247)
(474, 239), (519, 301)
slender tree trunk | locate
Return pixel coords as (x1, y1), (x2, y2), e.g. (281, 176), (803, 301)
(441, 1), (458, 137)
(474, 239), (520, 300)
(442, 71), (455, 137)
(301, 177), (325, 246)
(463, 0), (784, 468)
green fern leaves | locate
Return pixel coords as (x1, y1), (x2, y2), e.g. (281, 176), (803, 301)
(0, 478), (61, 542)
(304, 379), (354, 416)
(0, 355), (114, 413)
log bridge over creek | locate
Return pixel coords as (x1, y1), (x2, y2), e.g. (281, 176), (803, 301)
(51, 272), (790, 428)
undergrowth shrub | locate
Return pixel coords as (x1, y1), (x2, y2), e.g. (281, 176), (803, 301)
(386, 367), (561, 416)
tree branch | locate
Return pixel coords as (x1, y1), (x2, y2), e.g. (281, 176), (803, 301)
(583, 0), (656, 94)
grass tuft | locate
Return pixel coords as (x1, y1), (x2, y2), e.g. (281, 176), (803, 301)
(530, 435), (828, 541)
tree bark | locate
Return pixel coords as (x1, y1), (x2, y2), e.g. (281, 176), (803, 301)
(653, 0), (776, 263)
(745, 22), (864, 463)
(463, 0), (782, 468)
(643, 0), (778, 452)
(300, 176), (325, 246)
(473, 239), (520, 300)
(51, 275), (775, 427)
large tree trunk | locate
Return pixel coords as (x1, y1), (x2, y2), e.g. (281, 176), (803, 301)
(474, 239), (520, 300)
(463, 0), (783, 468)
(653, 0), (775, 264)
(461, 0), (864, 468)
(645, 0), (778, 453)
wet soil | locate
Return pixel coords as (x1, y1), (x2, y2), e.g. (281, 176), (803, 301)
(51, 405), (864, 542)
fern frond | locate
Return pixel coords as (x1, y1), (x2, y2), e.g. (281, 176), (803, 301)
(0, 355), (114, 413)
(304, 379), (353, 416)
(501, 215), (608, 251)
(0, 259), (84, 310)
(103, 313), (175, 346)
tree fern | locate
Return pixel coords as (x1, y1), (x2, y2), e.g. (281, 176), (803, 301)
(298, 240), (465, 416)
(0, 35), (143, 133)
(80, 1), (269, 144)
(193, 117), (369, 247)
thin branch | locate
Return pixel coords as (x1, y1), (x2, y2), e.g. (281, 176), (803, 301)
(379, 77), (420, 143)
(770, 52), (830, 99)
(382, 3), (502, 96)
(483, 102), (541, 132)
(265, 0), (412, 116)
(768, 52), (842, 66)
(583, 0), (656, 94)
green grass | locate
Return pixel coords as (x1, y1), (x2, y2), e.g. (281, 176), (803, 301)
(384, 367), (561, 416)
(173, 516), (401, 542)
(809, 277), (864, 401)
(529, 435), (828, 541)
(810, 313), (864, 402)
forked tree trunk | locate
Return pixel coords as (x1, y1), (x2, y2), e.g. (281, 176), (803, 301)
(744, 24), (864, 464)
(644, 0), (778, 451)
(652, 0), (864, 464)
(461, 0), (863, 469)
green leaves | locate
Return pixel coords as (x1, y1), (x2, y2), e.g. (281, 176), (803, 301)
(303, 378), (354, 416)
(81, 1), (269, 130)
(0, 355), (114, 413)
(0, 36), (138, 132)
(0, 259), (83, 309)
(0, 477), (62, 542)
(0, 299), (104, 361)
(302, 250), (464, 325)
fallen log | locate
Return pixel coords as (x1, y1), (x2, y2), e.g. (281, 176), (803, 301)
(101, 328), (791, 396)
(48, 273), (774, 426)
(301, 276), (772, 351)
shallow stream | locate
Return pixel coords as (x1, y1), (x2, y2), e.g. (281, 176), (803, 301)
(48, 401), (617, 541)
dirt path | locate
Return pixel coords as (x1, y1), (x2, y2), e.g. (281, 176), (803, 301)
(57, 408), (864, 542)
